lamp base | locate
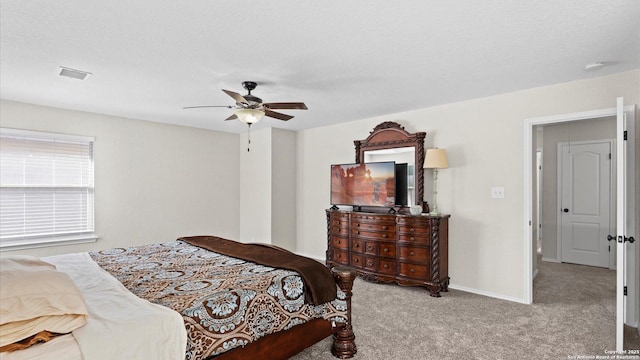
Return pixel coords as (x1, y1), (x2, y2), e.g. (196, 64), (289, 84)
(429, 211), (441, 216)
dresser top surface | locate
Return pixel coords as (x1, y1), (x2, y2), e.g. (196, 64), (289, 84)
(326, 209), (450, 219)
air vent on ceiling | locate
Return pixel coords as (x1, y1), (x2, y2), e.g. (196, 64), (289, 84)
(59, 67), (92, 80)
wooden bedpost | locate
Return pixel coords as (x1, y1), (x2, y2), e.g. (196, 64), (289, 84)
(331, 266), (357, 359)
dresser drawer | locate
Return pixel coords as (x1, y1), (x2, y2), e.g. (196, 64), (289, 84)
(352, 229), (395, 240)
(352, 222), (395, 232)
(363, 256), (396, 275)
(331, 236), (349, 250)
(351, 213), (395, 224)
(397, 233), (430, 244)
(351, 253), (363, 268)
(331, 249), (349, 264)
(397, 225), (429, 235)
(331, 225), (350, 236)
(331, 212), (350, 222)
(397, 216), (429, 226)
(363, 241), (396, 258)
(398, 262), (429, 279)
(330, 218), (350, 228)
(350, 238), (363, 253)
(378, 259), (396, 274)
(398, 246), (429, 262)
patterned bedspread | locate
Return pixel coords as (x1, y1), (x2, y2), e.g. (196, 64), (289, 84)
(89, 241), (347, 359)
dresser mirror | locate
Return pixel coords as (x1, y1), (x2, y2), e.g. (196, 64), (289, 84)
(362, 147), (415, 206)
(354, 122), (426, 208)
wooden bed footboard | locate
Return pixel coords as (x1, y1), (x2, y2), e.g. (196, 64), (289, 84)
(213, 266), (357, 360)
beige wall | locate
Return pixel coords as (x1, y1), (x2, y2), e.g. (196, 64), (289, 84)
(271, 129), (297, 250)
(0, 100), (241, 257)
(239, 128), (272, 243)
(296, 70), (640, 302)
(238, 127), (297, 249)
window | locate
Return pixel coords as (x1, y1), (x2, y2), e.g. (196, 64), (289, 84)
(0, 128), (96, 250)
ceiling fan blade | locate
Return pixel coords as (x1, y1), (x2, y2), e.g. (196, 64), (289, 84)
(183, 105), (233, 109)
(224, 114), (238, 121)
(265, 109), (294, 121)
(222, 89), (248, 104)
(263, 102), (308, 110)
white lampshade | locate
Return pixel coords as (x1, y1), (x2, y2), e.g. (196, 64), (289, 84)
(235, 109), (265, 124)
(424, 148), (448, 169)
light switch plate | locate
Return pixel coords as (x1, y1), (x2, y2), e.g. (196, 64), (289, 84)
(491, 187), (505, 199)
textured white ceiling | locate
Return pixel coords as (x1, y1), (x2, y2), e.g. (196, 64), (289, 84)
(1, 1), (639, 133)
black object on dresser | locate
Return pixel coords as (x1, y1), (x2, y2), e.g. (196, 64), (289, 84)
(326, 209), (450, 297)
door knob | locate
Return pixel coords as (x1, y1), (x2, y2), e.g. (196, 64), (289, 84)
(563, 208), (569, 213)
(607, 235), (615, 242)
(625, 236), (636, 244)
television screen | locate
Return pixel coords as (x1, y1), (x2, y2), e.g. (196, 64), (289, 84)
(330, 162), (395, 207)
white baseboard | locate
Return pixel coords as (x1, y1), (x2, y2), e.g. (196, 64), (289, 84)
(448, 284), (530, 304)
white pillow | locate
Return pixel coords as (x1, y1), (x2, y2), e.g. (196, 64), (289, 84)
(0, 255), (88, 349)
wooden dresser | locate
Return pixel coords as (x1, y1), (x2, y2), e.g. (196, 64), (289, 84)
(326, 209), (450, 297)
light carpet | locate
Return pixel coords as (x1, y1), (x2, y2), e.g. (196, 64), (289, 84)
(294, 258), (639, 359)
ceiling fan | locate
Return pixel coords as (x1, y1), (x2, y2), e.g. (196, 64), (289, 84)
(183, 81), (308, 124)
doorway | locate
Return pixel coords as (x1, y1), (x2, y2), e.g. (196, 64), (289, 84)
(524, 103), (637, 349)
(535, 117), (616, 267)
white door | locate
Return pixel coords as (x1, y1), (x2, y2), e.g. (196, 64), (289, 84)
(615, 97), (627, 352)
(559, 141), (612, 267)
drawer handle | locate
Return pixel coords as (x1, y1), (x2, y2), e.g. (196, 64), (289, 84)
(336, 254), (341, 259)
(366, 244), (374, 251)
(355, 243), (360, 248)
(410, 237), (415, 241)
(410, 228), (415, 233)
(383, 226), (388, 230)
(410, 251), (415, 256)
(383, 248), (389, 253)
(356, 231), (360, 234)
(337, 241), (341, 245)
(382, 234), (387, 238)
(357, 223), (360, 227)
(410, 268), (415, 273)
(383, 264), (389, 269)
(354, 258), (359, 263)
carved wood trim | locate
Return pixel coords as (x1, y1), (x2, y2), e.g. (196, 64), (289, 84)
(354, 122), (426, 206)
(430, 218), (440, 286)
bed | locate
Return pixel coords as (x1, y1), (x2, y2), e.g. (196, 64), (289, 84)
(0, 236), (357, 360)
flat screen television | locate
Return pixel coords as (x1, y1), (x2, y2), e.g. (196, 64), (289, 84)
(330, 161), (396, 207)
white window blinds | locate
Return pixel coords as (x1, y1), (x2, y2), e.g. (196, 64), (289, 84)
(0, 128), (95, 248)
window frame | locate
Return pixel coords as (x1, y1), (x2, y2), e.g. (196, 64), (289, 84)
(0, 128), (98, 251)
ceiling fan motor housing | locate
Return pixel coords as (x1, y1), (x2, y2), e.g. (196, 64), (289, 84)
(241, 81), (261, 105)
(242, 81), (258, 91)
(243, 94), (262, 105)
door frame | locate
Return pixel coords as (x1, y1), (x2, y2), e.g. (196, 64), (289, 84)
(555, 139), (615, 269)
(523, 105), (636, 326)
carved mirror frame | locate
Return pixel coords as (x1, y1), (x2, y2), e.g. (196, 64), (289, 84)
(354, 121), (426, 206)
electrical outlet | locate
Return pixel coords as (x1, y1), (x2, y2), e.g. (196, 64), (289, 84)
(491, 187), (505, 199)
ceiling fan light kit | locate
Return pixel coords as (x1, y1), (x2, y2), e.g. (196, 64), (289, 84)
(235, 109), (265, 124)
